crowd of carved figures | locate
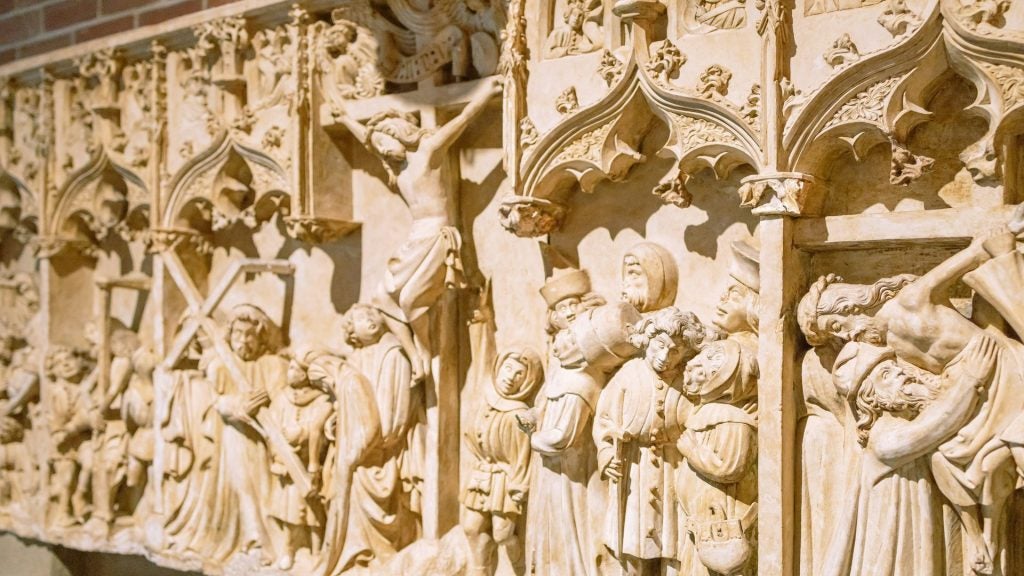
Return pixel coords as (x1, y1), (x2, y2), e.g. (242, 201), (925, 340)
(0, 0), (1023, 573)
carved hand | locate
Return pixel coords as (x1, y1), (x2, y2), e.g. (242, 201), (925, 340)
(515, 410), (538, 435)
(604, 457), (624, 481)
(962, 334), (999, 386)
(1009, 202), (1024, 237)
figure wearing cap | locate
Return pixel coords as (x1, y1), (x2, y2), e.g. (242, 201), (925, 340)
(675, 337), (759, 576)
(620, 242), (679, 316)
(713, 239), (760, 344)
(522, 268), (640, 576)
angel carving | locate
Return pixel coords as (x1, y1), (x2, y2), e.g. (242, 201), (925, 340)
(314, 14), (385, 104)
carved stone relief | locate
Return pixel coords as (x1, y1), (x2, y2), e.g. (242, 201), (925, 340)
(0, 0), (1022, 575)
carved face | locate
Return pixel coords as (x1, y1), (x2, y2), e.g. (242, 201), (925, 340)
(50, 350), (84, 383)
(348, 307), (384, 347)
(287, 359), (307, 389)
(713, 281), (754, 335)
(683, 342), (732, 398)
(230, 318), (263, 361)
(864, 358), (933, 415)
(620, 254), (649, 311)
(496, 357), (528, 396)
(815, 313), (887, 346)
(645, 332), (686, 375)
(565, 6), (585, 30)
(553, 296), (583, 327)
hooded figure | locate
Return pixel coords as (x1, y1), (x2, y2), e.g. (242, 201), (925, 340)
(621, 242), (679, 315)
(676, 338), (759, 576)
(463, 348), (544, 575)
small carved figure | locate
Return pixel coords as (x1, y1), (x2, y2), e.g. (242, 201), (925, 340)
(594, 307), (704, 574)
(620, 242), (679, 315)
(319, 303), (425, 575)
(692, 0), (747, 30)
(315, 17), (384, 103)
(520, 117), (539, 148)
(823, 33), (860, 68)
(462, 348), (544, 576)
(740, 83), (761, 127)
(698, 65), (732, 102)
(120, 348), (158, 521)
(45, 346), (95, 528)
(267, 354), (334, 570)
(545, 0), (604, 58)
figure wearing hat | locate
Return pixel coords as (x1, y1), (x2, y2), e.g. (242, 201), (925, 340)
(620, 242), (679, 316)
(675, 337), (759, 576)
(672, 239), (761, 576)
(820, 336), (997, 576)
(522, 268), (640, 576)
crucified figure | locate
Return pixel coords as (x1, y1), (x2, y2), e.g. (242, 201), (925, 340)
(331, 77), (502, 382)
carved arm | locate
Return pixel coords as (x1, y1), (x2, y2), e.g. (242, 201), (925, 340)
(423, 77), (501, 167)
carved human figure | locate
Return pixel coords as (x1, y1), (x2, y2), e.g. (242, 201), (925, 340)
(316, 18), (384, 102)
(675, 337), (759, 576)
(521, 268), (640, 576)
(319, 303), (425, 575)
(692, 0), (747, 30)
(332, 77), (501, 384)
(819, 337), (998, 576)
(620, 242), (679, 315)
(120, 348), (158, 522)
(593, 307), (705, 575)
(267, 354), (334, 570)
(45, 346), (95, 527)
(544, 0), (604, 58)
(83, 321), (140, 535)
(462, 348), (544, 576)
(797, 208), (1024, 576)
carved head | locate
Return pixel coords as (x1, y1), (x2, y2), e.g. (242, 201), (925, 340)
(837, 343), (936, 445)
(324, 21), (358, 57)
(45, 346), (86, 384)
(684, 338), (757, 404)
(493, 348), (543, 401)
(227, 304), (278, 361)
(564, 0), (586, 29)
(621, 242), (679, 314)
(365, 111), (424, 164)
(713, 240), (760, 336)
(797, 274), (916, 347)
(630, 307), (704, 376)
(343, 303), (386, 349)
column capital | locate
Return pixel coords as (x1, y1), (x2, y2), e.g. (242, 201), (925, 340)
(739, 172), (825, 217)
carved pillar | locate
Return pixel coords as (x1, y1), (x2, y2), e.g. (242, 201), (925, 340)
(741, 173), (821, 576)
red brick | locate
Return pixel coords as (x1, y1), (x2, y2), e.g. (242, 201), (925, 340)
(75, 14), (133, 42)
(0, 48), (16, 65)
(100, 0), (155, 16)
(14, 0), (45, 8)
(44, 0), (97, 31)
(205, 0), (240, 7)
(0, 9), (42, 45)
(17, 32), (73, 57)
(0, 0), (16, 14)
(137, 0), (201, 26)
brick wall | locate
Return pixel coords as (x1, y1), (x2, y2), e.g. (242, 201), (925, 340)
(0, 0), (239, 65)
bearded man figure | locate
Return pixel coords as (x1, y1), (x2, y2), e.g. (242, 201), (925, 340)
(620, 242), (679, 316)
(179, 304), (288, 563)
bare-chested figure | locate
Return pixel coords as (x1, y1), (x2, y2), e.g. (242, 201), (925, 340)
(798, 204), (1024, 575)
(331, 77), (502, 382)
